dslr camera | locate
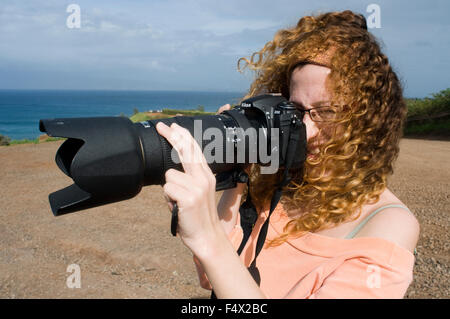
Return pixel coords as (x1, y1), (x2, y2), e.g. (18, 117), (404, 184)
(39, 94), (307, 216)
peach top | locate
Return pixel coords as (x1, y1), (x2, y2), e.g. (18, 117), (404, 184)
(195, 203), (415, 299)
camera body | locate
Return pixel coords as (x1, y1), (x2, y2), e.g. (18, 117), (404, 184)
(233, 94), (306, 170)
(39, 94), (307, 216)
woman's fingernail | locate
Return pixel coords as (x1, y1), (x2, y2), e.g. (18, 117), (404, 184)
(156, 122), (167, 130)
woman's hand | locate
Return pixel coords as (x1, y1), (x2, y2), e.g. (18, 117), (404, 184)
(156, 119), (266, 299)
(155, 121), (223, 256)
(216, 103), (231, 114)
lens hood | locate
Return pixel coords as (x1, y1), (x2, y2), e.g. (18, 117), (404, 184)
(39, 117), (145, 216)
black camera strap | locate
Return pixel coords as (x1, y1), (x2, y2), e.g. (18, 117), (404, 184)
(245, 119), (301, 285)
(211, 119), (303, 298)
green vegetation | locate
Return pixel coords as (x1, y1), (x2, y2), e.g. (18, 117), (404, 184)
(129, 107), (215, 123)
(404, 119), (450, 136)
(9, 138), (40, 145)
(160, 108), (215, 116)
(1, 135), (65, 146)
(129, 112), (154, 123)
(405, 88), (450, 137)
(42, 137), (65, 142)
(406, 88), (449, 118)
(0, 134), (11, 146)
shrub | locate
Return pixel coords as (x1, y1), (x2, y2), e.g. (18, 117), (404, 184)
(404, 88), (450, 137)
(0, 134), (11, 146)
(406, 88), (450, 119)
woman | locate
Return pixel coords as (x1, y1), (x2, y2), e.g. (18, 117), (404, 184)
(156, 10), (420, 298)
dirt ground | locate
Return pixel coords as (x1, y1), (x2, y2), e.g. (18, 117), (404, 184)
(0, 138), (448, 299)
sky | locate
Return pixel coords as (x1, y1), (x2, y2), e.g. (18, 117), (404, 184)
(0, 0), (448, 97)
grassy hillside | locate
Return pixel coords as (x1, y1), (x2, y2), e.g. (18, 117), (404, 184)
(129, 108), (215, 123)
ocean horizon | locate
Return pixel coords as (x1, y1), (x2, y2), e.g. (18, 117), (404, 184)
(0, 89), (245, 140)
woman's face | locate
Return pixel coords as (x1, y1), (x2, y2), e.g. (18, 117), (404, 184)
(289, 64), (332, 158)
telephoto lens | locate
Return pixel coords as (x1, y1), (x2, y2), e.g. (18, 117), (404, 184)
(39, 94), (307, 217)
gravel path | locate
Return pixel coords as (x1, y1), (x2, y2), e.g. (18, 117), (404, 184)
(0, 138), (448, 298)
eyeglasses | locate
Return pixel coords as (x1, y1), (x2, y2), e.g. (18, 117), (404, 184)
(297, 105), (338, 122)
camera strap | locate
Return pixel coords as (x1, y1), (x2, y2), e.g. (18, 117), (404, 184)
(245, 119), (302, 285)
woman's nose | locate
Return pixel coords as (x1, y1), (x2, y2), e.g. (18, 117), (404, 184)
(302, 112), (319, 141)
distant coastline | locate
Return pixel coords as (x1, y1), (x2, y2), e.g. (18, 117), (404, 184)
(0, 90), (245, 140)
(1, 88), (448, 144)
(0, 107), (216, 146)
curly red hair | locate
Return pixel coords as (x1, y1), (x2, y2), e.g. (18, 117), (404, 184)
(237, 10), (407, 246)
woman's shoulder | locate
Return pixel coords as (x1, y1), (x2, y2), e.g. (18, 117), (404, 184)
(352, 188), (420, 254)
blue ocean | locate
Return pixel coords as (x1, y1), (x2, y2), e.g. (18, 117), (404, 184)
(0, 90), (245, 140)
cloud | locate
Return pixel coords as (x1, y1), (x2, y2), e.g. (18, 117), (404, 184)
(0, 0), (448, 95)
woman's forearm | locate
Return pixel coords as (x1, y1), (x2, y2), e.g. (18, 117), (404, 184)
(193, 183), (246, 290)
(157, 121), (262, 298)
(195, 226), (267, 299)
